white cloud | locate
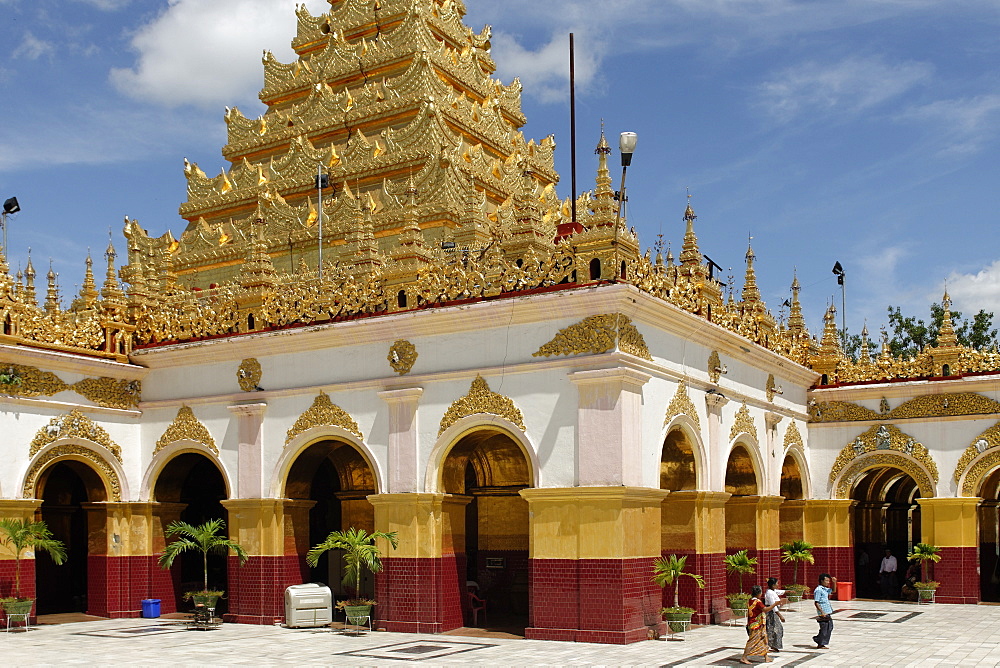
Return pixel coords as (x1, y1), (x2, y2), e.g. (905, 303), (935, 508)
(110, 0), (329, 110)
(901, 94), (1000, 155)
(945, 260), (1000, 315)
(73, 0), (131, 9)
(12, 32), (56, 60)
(757, 56), (932, 123)
(491, 31), (603, 104)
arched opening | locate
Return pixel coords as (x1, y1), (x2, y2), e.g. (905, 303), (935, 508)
(979, 467), (1000, 602)
(778, 454), (807, 585)
(724, 444), (761, 593)
(35, 460), (108, 615)
(589, 257), (601, 280)
(659, 428), (702, 611)
(153, 453), (229, 614)
(441, 428), (531, 633)
(851, 466), (921, 599)
(285, 439), (376, 601)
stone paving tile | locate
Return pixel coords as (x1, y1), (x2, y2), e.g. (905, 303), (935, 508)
(4, 600), (1000, 666)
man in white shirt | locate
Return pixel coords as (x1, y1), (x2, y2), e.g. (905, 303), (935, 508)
(879, 549), (898, 599)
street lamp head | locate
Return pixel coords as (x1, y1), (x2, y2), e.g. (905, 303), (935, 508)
(619, 132), (637, 167)
(3, 197), (19, 214)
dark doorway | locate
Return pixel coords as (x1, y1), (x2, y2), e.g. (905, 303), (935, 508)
(979, 467), (1000, 602)
(851, 467), (920, 599)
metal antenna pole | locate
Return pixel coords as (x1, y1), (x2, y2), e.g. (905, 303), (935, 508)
(841, 276), (847, 349)
(569, 33), (577, 229)
(317, 163), (324, 282)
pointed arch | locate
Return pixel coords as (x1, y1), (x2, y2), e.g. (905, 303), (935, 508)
(272, 425), (384, 498)
(955, 421), (1000, 496)
(427, 414), (538, 493)
(725, 439), (763, 496)
(830, 423), (938, 498)
(141, 442), (232, 502)
(832, 451), (936, 499)
(22, 440), (127, 502)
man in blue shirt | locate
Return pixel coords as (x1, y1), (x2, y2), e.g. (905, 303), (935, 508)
(812, 573), (837, 649)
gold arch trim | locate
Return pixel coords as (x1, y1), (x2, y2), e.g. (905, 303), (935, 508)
(532, 313), (652, 361)
(830, 423), (938, 488)
(664, 380), (701, 431)
(810, 392), (1000, 423)
(956, 421), (1000, 495)
(439, 375), (525, 436)
(22, 444), (122, 502)
(730, 403), (758, 445)
(29, 410), (122, 462)
(834, 451), (935, 499)
(155, 406), (218, 455)
(285, 391), (363, 444)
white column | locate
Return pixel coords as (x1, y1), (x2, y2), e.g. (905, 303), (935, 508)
(378, 387), (423, 493)
(704, 391), (730, 491)
(765, 411), (784, 497)
(569, 367), (651, 487)
(228, 402), (267, 499)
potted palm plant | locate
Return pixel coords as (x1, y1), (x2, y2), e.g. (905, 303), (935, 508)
(158, 518), (248, 612)
(724, 549), (757, 617)
(0, 518), (67, 618)
(907, 543), (942, 603)
(653, 554), (705, 632)
(306, 527), (398, 626)
(780, 539), (814, 602)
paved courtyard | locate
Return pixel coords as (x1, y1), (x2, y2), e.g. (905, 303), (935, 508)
(4, 599), (999, 666)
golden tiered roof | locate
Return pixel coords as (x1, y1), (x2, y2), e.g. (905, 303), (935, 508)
(0, 0), (997, 388)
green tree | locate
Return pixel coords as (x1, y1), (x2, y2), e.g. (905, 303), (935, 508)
(885, 303), (997, 358)
(780, 539), (815, 585)
(907, 542), (942, 583)
(306, 527), (398, 603)
(653, 554), (705, 610)
(723, 549), (757, 593)
(158, 518), (249, 593)
(0, 518), (67, 600)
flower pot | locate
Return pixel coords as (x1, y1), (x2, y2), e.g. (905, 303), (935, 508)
(917, 589), (936, 603)
(1, 599), (33, 616)
(664, 611), (693, 633)
(785, 594), (802, 603)
(191, 592), (222, 610)
(343, 604), (372, 625)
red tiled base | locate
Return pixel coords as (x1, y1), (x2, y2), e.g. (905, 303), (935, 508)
(935, 546), (979, 604)
(224, 554), (308, 624)
(88, 555), (156, 618)
(0, 559), (35, 628)
(377, 554), (465, 633)
(526, 557), (662, 644)
(809, 546), (854, 588)
(659, 551), (725, 626)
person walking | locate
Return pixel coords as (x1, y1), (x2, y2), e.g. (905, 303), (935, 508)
(739, 585), (773, 664)
(764, 577), (785, 652)
(879, 548), (898, 599)
(812, 573), (837, 649)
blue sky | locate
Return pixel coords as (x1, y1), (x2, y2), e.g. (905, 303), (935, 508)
(2, 0), (999, 341)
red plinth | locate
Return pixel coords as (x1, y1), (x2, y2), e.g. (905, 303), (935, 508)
(934, 546), (979, 604)
(224, 554), (308, 624)
(376, 555), (465, 633)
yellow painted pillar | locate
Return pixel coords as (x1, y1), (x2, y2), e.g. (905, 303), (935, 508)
(660, 491), (728, 624)
(917, 497), (981, 603)
(520, 487), (666, 643)
(779, 499), (806, 543)
(802, 499), (855, 591)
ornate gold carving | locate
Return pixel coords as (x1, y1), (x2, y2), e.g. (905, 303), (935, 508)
(237, 358), (262, 392)
(729, 403), (758, 445)
(664, 380), (701, 431)
(811, 392), (1000, 423)
(708, 351), (723, 384)
(285, 391), (362, 443)
(835, 451), (936, 499)
(439, 375), (525, 435)
(783, 421), (804, 452)
(830, 423), (938, 491)
(388, 339), (418, 375)
(71, 377), (141, 409)
(155, 406), (218, 455)
(0, 363), (69, 397)
(955, 421), (1000, 493)
(28, 410), (122, 462)
(532, 314), (651, 360)
(960, 447), (1000, 497)
(766, 373), (781, 402)
(22, 443), (122, 502)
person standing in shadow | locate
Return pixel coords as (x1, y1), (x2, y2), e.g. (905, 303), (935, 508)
(879, 549), (898, 599)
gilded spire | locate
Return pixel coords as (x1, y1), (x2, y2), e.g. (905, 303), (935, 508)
(679, 198), (702, 266)
(101, 239), (125, 308)
(787, 270), (806, 336)
(937, 290), (958, 348)
(25, 253), (37, 306)
(45, 260), (60, 314)
(741, 241), (761, 304)
(239, 218), (278, 289)
(76, 251), (99, 310)
(858, 323), (872, 363)
(592, 128), (616, 220)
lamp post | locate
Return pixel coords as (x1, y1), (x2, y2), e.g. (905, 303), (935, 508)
(832, 261), (846, 348)
(613, 132), (637, 280)
(2, 196), (19, 256)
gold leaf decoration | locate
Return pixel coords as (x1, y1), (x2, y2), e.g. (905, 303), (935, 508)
(0, 363), (69, 397)
(783, 421), (804, 451)
(829, 423), (938, 492)
(960, 448), (1000, 497)
(71, 377), (141, 409)
(22, 444), (122, 502)
(729, 403), (757, 445)
(532, 314), (652, 361)
(237, 358), (262, 392)
(955, 421), (1000, 493)
(388, 339), (418, 375)
(155, 405), (218, 455)
(28, 410), (122, 462)
(439, 375), (525, 435)
(810, 392), (1000, 423)
(708, 351), (723, 384)
(766, 373), (781, 402)
(664, 380), (700, 431)
(285, 391), (363, 444)
(835, 452), (935, 500)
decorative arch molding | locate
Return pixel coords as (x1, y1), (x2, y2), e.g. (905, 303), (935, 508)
(830, 423), (939, 492)
(438, 375), (525, 436)
(832, 451), (936, 499)
(29, 410), (122, 462)
(140, 443), (232, 502)
(155, 406), (217, 455)
(956, 421), (1000, 496)
(783, 421), (804, 454)
(271, 425), (385, 499)
(729, 403), (758, 447)
(664, 380), (701, 432)
(662, 413), (708, 491)
(426, 414), (540, 494)
(810, 392), (1000, 423)
(22, 441), (126, 501)
(285, 391), (363, 444)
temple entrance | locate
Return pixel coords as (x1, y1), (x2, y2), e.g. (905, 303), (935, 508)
(442, 428), (530, 633)
(285, 439), (375, 600)
(659, 428), (701, 609)
(153, 453), (228, 613)
(36, 461), (107, 614)
(778, 454), (807, 586)
(724, 444), (761, 592)
(978, 467), (1000, 602)
(851, 467), (921, 599)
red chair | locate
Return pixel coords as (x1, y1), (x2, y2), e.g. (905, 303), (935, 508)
(466, 587), (486, 627)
